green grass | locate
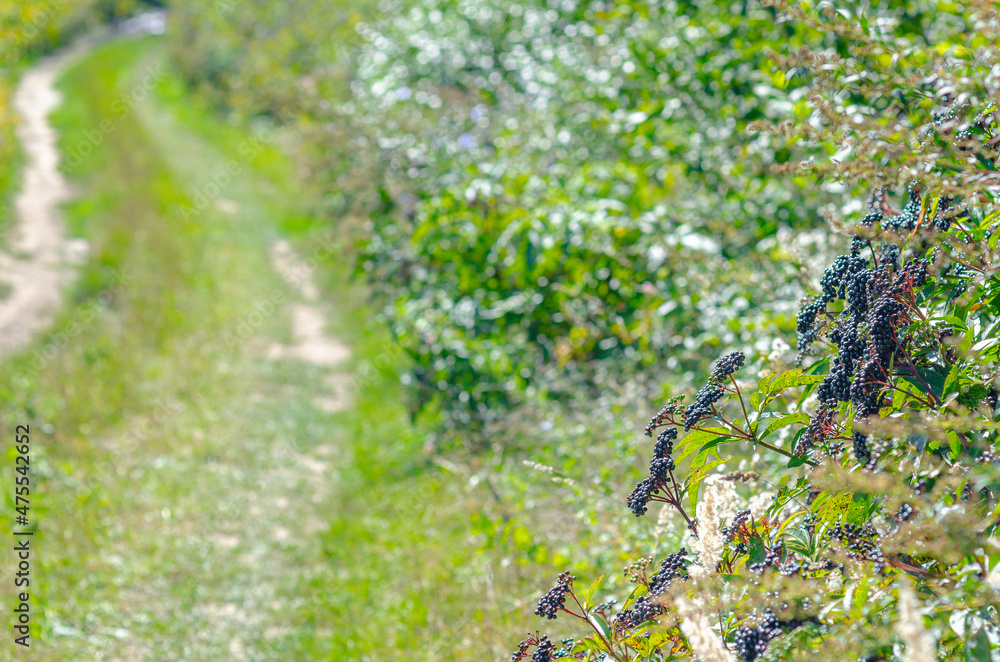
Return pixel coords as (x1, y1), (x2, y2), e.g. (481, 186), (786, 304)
(0, 34), (539, 661)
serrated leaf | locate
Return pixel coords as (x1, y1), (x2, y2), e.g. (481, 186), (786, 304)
(769, 369), (825, 392)
(675, 428), (729, 464)
(685, 457), (731, 491)
(759, 412), (809, 440)
(584, 574), (606, 610)
(758, 372), (777, 397)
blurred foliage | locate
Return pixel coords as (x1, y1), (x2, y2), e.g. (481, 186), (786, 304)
(164, 0), (823, 441)
(166, 0), (369, 119)
(338, 0), (835, 439)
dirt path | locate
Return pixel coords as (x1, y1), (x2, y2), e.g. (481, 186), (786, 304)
(0, 48), (83, 355)
(267, 239), (352, 412)
(15, 37), (358, 660)
(0, 13), (165, 357)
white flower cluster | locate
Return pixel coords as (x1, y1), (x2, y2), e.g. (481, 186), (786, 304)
(677, 597), (736, 662)
(897, 584), (936, 662)
(689, 475), (774, 578)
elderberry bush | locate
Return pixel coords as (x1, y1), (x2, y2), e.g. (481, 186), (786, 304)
(510, 5), (1000, 661)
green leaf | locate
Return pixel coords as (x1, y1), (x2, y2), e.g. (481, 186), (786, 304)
(747, 535), (767, 564)
(620, 585), (646, 610)
(757, 372), (778, 398)
(571, 636), (603, 655)
(964, 627), (993, 662)
(941, 314), (968, 332)
(675, 428), (730, 464)
(694, 437), (739, 465)
(943, 363), (963, 397)
(786, 454), (807, 468)
(584, 574), (606, 610)
(948, 432), (963, 461)
(685, 457), (731, 491)
(759, 412), (809, 440)
(588, 613), (612, 640)
(900, 365), (946, 401)
(769, 369), (825, 393)
(627, 635), (653, 656)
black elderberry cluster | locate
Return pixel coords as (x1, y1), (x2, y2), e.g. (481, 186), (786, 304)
(723, 509), (753, 553)
(934, 105), (999, 163)
(797, 189), (937, 461)
(612, 549), (688, 631)
(646, 548), (688, 595)
(894, 503), (915, 521)
(852, 431), (870, 463)
(627, 427), (678, 517)
(748, 543), (784, 574)
(774, 557), (838, 579)
(630, 353), (746, 516)
(724, 508), (752, 533)
(532, 635), (554, 662)
(712, 351), (746, 381)
(733, 612), (810, 662)
(827, 522), (885, 570)
(513, 634), (555, 662)
(683, 351), (745, 430)
(684, 354), (741, 427)
(644, 403), (679, 436)
(794, 402), (836, 456)
(683, 384), (725, 430)
(733, 626), (768, 662)
(613, 594), (663, 630)
(535, 572), (574, 620)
